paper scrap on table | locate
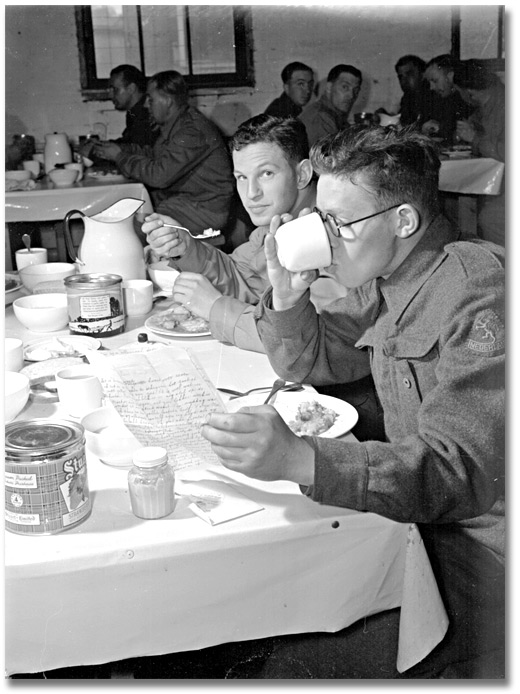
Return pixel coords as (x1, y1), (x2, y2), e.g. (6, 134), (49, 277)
(176, 478), (264, 525)
(87, 345), (226, 471)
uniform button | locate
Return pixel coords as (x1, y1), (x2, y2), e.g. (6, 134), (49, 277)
(403, 378), (412, 388)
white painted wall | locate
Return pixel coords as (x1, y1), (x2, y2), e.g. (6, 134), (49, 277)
(5, 4), (493, 146)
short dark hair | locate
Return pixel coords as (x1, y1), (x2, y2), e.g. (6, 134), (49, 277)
(395, 55), (426, 73)
(281, 61), (314, 84)
(327, 64), (363, 85)
(110, 64), (147, 93)
(148, 70), (188, 106)
(425, 54), (458, 74)
(453, 59), (499, 91)
(310, 125), (441, 217)
(230, 114), (309, 163)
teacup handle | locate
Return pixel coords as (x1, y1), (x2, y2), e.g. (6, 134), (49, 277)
(63, 209), (85, 265)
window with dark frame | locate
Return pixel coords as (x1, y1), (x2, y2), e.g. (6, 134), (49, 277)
(75, 5), (254, 100)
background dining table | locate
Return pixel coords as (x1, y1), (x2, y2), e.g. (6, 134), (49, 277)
(4, 292), (449, 677)
(4, 174), (154, 270)
(438, 155), (504, 238)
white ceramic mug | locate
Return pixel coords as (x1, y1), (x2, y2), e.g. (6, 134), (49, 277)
(65, 162), (84, 182)
(23, 160), (40, 178)
(5, 338), (24, 372)
(55, 365), (104, 418)
(15, 247), (48, 271)
(274, 212), (332, 272)
(123, 279), (154, 316)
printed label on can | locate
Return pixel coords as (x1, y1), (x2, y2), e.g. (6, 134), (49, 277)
(79, 294), (111, 319)
(4, 430), (91, 535)
(69, 314), (125, 336)
(5, 472), (37, 489)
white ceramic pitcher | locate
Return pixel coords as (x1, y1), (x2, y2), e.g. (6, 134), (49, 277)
(44, 133), (72, 173)
(63, 198), (147, 281)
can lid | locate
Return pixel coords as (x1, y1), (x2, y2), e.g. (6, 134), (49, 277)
(65, 273), (123, 288)
(5, 419), (85, 458)
(133, 446), (169, 468)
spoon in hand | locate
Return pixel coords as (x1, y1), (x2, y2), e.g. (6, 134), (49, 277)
(263, 378), (289, 405)
(22, 234), (32, 253)
(217, 383), (303, 399)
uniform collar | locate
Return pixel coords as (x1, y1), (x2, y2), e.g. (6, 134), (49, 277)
(378, 215), (460, 323)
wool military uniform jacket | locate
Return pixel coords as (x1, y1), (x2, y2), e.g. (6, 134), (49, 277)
(169, 185), (346, 352)
(115, 106), (234, 235)
(255, 216), (505, 562)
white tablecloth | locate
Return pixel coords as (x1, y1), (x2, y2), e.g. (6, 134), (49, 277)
(4, 310), (448, 676)
(4, 178), (154, 223)
(439, 157), (504, 196)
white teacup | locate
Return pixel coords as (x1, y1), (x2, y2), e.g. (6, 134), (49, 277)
(55, 364), (104, 418)
(5, 338), (24, 372)
(15, 247), (48, 271)
(123, 279), (154, 316)
(274, 212), (332, 272)
(65, 162), (84, 182)
(23, 160), (41, 178)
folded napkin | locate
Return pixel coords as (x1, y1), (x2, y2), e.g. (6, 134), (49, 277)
(176, 472), (264, 525)
(5, 178), (37, 192)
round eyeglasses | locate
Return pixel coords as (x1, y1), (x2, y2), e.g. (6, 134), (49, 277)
(313, 203), (403, 237)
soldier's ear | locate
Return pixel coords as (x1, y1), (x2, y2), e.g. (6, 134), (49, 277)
(296, 159), (313, 189)
(394, 204), (421, 238)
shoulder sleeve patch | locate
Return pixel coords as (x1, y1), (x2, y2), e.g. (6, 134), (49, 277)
(467, 310), (505, 355)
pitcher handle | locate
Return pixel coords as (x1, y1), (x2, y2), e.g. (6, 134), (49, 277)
(63, 209), (85, 264)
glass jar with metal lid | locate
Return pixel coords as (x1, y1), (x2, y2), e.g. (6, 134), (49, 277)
(4, 419), (91, 535)
(65, 273), (125, 337)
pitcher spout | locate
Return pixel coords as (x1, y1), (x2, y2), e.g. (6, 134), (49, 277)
(92, 197), (145, 223)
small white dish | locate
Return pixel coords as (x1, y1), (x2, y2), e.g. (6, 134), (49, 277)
(81, 405), (143, 468)
(13, 293), (69, 332)
(24, 335), (101, 361)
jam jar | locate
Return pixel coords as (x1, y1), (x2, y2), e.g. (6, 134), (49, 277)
(128, 447), (175, 519)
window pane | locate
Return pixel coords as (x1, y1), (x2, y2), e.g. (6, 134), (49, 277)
(92, 5), (141, 78)
(189, 6), (236, 75)
(141, 5), (189, 75)
(460, 6), (502, 60)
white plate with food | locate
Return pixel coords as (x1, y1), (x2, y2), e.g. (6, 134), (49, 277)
(145, 303), (211, 338)
(227, 391), (358, 438)
(5, 274), (23, 294)
(24, 335), (102, 361)
(86, 170), (127, 182)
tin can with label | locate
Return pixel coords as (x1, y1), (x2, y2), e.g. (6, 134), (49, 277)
(4, 419), (91, 535)
(65, 273), (125, 337)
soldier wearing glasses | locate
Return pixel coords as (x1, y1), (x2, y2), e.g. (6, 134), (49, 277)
(202, 126), (505, 679)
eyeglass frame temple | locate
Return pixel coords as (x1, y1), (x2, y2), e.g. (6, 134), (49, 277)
(313, 204), (403, 236)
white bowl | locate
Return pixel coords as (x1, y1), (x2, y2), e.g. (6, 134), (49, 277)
(81, 406), (143, 467)
(5, 170), (31, 182)
(48, 168), (78, 187)
(19, 262), (76, 291)
(13, 293), (69, 332)
(147, 261), (179, 292)
(4, 371), (30, 422)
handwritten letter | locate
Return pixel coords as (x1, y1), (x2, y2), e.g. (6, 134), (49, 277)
(87, 346), (226, 470)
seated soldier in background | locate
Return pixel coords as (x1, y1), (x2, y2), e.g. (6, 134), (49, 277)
(453, 59), (505, 247)
(299, 64), (362, 146)
(109, 64), (159, 147)
(394, 54), (435, 127)
(422, 54), (474, 144)
(93, 70), (234, 236)
(201, 126), (505, 679)
(264, 62), (315, 119)
(142, 115), (346, 354)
